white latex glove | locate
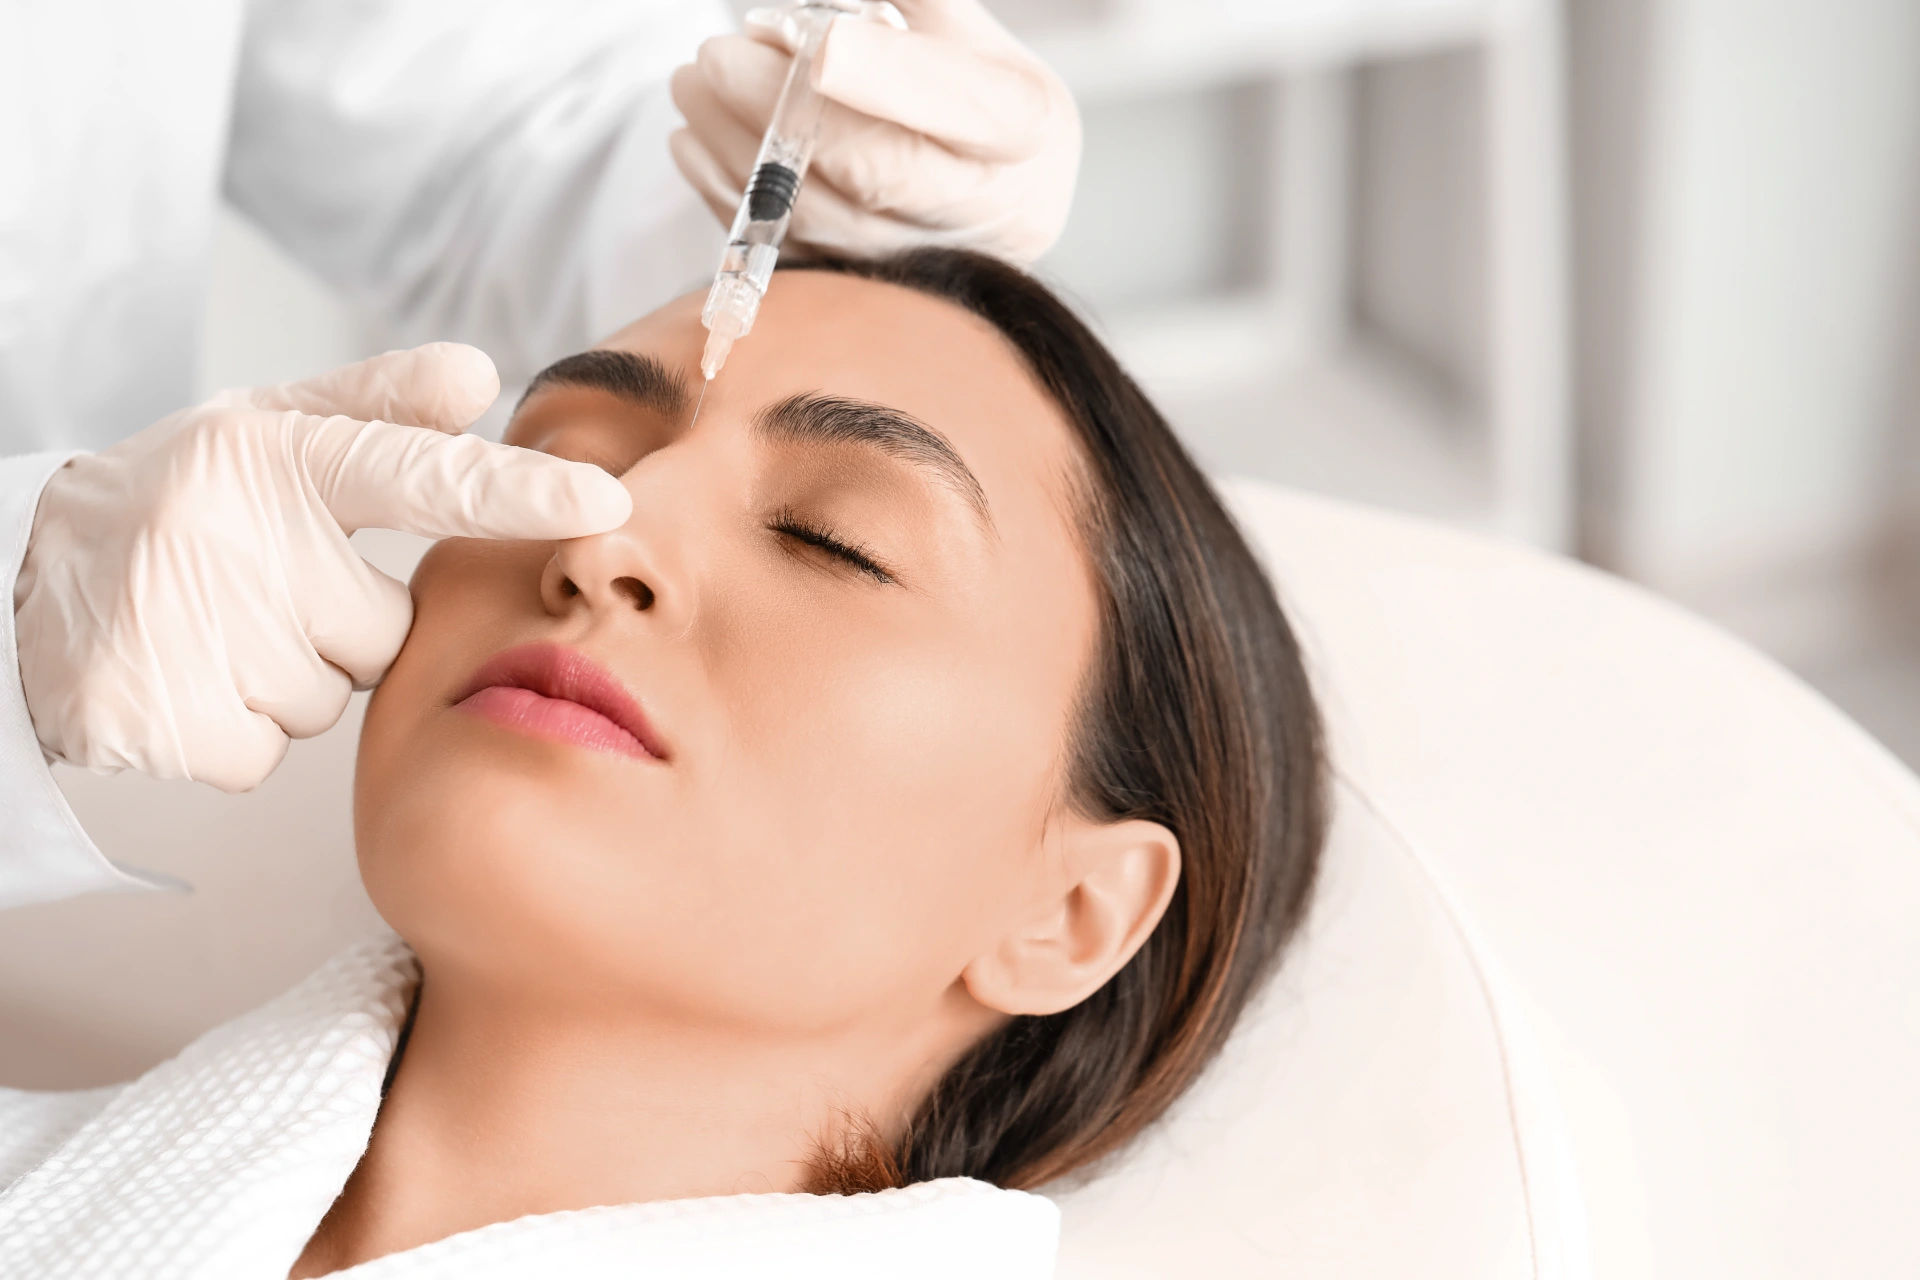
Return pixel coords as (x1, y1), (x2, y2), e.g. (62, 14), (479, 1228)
(12, 343), (632, 793)
(669, 0), (1081, 264)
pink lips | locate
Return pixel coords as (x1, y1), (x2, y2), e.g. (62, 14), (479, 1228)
(453, 641), (667, 762)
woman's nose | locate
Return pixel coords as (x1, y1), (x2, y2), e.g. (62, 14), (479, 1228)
(538, 493), (689, 630)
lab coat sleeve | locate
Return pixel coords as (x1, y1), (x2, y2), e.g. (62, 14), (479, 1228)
(0, 453), (174, 910)
(223, 0), (732, 391)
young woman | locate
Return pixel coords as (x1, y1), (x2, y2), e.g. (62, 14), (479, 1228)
(0, 250), (1325, 1278)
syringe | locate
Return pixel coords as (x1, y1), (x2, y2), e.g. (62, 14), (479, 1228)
(697, 0), (867, 388)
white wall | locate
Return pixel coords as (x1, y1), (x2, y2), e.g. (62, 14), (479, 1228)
(1353, 48), (1489, 415)
(1041, 84), (1264, 312)
(1612, 0), (1920, 600)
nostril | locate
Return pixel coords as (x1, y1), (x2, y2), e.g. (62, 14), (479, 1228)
(613, 576), (655, 611)
(560, 577), (581, 598)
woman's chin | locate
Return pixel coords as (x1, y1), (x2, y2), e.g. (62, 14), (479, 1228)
(356, 749), (663, 948)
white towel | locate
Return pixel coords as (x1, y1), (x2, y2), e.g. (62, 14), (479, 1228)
(0, 933), (1059, 1279)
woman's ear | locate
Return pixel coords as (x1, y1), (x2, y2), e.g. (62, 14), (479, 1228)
(962, 818), (1180, 1017)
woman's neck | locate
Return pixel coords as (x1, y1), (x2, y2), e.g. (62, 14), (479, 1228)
(290, 965), (956, 1278)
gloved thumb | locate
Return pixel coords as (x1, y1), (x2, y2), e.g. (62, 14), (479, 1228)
(219, 343), (502, 434)
(302, 414), (633, 540)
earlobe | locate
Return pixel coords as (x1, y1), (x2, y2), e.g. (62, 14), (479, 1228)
(963, 818), (1180, 1018)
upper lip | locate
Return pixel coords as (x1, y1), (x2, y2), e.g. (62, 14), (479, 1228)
(453, 640), (669, 761)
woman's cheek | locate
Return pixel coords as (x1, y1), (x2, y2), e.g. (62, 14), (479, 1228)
(768, 642), (1048, 930)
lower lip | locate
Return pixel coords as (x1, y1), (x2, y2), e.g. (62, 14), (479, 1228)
(456, 686), (655, 760)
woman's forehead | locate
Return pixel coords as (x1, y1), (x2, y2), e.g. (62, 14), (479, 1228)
(579, 271), (1084, 530)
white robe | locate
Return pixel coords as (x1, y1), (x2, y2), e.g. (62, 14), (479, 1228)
(0, 934), (1060, 1279)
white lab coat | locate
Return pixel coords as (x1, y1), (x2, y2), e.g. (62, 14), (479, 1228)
(0, 932), (1061, 1277)
(0, 0), (738, 910)
(5, 0), (729, 455)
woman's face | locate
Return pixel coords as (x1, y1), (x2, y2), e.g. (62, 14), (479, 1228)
(356, 271), (1101, 1043)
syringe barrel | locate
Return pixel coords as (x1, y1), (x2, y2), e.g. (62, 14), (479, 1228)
(700, 1), (851, 347)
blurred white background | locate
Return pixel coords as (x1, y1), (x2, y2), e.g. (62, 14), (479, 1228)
(196, 0), (1920, 757)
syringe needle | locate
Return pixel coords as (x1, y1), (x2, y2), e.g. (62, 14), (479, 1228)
(689, 377), (708, 430)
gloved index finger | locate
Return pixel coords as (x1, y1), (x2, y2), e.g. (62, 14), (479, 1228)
(302, 414), (632, 541)
(236, 343), (502, 434)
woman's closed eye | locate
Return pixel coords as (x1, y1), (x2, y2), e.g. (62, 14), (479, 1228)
(769, 507), (897, 586)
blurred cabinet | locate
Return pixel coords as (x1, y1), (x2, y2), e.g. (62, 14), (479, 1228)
(1001, 0), (1570, 549)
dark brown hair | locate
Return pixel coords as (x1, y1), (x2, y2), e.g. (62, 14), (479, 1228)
(789, 249), (1328, 1192)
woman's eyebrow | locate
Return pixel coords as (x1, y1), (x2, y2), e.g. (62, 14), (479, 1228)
(754, 393), (994, 532)
(516, 349), (690, 418)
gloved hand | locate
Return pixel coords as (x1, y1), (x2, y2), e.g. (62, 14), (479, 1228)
(12, 343), (632, 793)
(669, 0), (1081, 264)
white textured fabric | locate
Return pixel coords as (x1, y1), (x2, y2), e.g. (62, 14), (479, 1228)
(0, 933), (1059, 1278)
(0, 1085), (119, 1189)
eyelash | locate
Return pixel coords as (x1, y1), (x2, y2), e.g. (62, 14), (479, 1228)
(769, 507), (896, 586)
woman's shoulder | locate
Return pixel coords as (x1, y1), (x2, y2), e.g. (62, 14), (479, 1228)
(0, 1084), (123, 1189)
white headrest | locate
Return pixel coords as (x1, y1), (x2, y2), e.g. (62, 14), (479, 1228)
(1050, 780), (1582, 1279)
(1207, 478), (1920, 1276)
